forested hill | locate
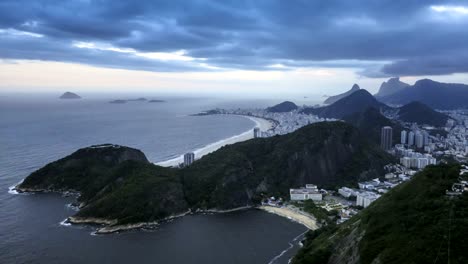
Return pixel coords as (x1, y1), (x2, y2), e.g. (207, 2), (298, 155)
(292, 164), (468, 264)
(17, 122), (393, 226)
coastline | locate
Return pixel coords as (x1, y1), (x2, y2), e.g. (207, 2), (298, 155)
(64, 206), (253, 234)
(155, 115), (273, 167)
(258, 205), (319, 230)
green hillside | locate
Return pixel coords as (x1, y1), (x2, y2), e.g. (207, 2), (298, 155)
(292, 164), (468, 264)
(18, 122), (393, 226)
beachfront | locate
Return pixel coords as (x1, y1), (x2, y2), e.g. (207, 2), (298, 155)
(155, 115), (273, 167)
(259, 205), (319, 230)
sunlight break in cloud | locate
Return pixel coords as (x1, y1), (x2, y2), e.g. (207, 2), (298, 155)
(73, 41), (196, 62)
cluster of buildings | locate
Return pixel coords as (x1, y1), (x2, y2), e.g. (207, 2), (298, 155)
(213, 108), (327, 137)
(439, 110), (468, 159)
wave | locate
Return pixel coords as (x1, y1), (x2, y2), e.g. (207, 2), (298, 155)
(7, 179), (24, 195)
(60, 218), (72, 227)
(268, 230), (308, 264)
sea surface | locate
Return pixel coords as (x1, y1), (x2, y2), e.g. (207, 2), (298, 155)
(0, 95), (308, 264)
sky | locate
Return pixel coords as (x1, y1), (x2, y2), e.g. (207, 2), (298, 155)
(1, 0), (468, 96)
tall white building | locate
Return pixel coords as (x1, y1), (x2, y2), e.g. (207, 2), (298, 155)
(401, 130), (407, 145)
(183, 152), (195, 166)
(253, 127), (260, 138)
(408, 131), (415, 146)
(415, 131), (424, 148)
(381, 126), (393, 151)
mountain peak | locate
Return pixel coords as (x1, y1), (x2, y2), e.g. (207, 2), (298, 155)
(375, 77), (410, 98)
(323, 84), (361, 104)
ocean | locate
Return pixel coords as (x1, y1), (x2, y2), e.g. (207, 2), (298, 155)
(0, 95), (307, 264)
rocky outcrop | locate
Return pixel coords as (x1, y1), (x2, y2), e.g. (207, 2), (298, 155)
(375, 77), (409, 98)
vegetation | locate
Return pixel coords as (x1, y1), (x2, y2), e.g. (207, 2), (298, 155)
(19, 122), (393, 225)
(302, 90), (389, 119)
(343, 107), (403, 146)
(293, 164), (468, 264)
(266, 101), (298, 112)
(397, 101), (449, 127)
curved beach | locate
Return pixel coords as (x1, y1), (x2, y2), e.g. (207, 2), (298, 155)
(259, 205), (319, 230)
(156, 115), (273, 167)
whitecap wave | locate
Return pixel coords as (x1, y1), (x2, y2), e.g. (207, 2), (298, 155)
(7, 179), (24, 195)
(60, 219), (72, 227)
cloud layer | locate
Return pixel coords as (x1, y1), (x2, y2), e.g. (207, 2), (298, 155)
(1, 0), (467, 77)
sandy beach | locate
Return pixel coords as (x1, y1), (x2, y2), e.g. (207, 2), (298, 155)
(258, 205), (319, 230)
(156, 115), (273, 167)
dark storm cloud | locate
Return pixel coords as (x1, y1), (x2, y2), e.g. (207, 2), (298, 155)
(0, 0), (467, 76)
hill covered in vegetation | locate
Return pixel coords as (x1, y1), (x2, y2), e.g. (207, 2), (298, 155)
(292, 164), (468, 264)
(17, 122), (393, 230)
(397, 101), (449, 127)
(266, 101), (298, 112)
(302, 90), (388, 119)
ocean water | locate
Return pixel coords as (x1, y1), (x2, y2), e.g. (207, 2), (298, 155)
(0, 95), (307, 264)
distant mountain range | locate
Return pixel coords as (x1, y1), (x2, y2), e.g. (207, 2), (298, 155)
(267, 101), (298, 112)
(303, 89), (388, 119)
(59, 91), (81, 99)
(292, 164), (468, 264)
(378, 79), (468, 110)
(323, 84), (360, 105)
(304, 83), (450, 127)
(374, 77), (410, 98)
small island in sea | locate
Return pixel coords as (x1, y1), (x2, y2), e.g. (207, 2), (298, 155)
(59, 92), (81, 99)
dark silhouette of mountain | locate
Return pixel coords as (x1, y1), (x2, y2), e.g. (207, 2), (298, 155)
(343, 107), (403, 145)
(323, 84), (360, 105)
(375, 77), (410, 98)
(17, 122), (393, 233)
(303, 89), (388, 119)
(397, 101), (449, 127)
(267, 101), (298, 112)
(379, 79), (468, 109)
(59, 92), (81, 99)
(293, 164), (468, 264)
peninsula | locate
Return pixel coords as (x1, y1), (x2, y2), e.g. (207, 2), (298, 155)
(16, 122), (393, 233)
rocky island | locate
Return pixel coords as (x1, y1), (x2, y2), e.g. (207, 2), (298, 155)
(59, 92), (81, 99)
(16, 122), (393, 234)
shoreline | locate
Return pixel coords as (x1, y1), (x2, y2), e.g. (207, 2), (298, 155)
(155, 114), (274, 167)
(64, 206), (253, 234)
(258, 205), (319, 230)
